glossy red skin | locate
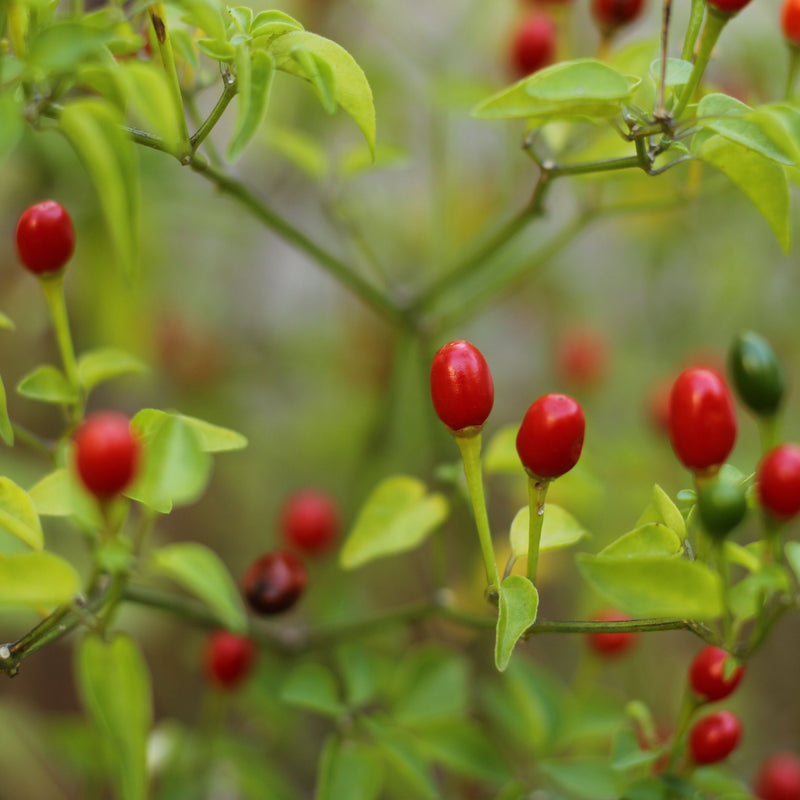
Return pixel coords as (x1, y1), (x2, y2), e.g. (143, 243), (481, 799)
(15, 201), (75, 275)
(591, 0), (645, 33)
(668, 367), (737, 472)
(516, 393), (585, 479)
(74, 412), (140, 498)
(430, 340), (494, 432)
(205, 630), (257, 689)
(757, 444), (800, 521)
(783, 0), (800, 45)
(755, 753), (800, 800)
(689, 711), (742, 765)
(242, 550), (308, 615)
(707, 0), (753, 13)
(689, 646), (745, 702)
(510, 14), (557, 77)
(281, 489), (340, 555)
(586, 609), (637, 657)
(556, 328), (608, 389)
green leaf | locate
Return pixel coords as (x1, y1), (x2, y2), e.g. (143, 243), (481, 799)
(724, 540), (762, 573)
(336, 643), (386, 708)
(17, 365), (78, 404)
(28, 468), (103, 529)
(133, 409), (247, 453)
(122, 60), (183, 154)
(174, 0), (227, 40)
(0, 95), (25, 162)
(288, 45), (337, 114)
(0, 551), (80, 607)
(695, 134), (790, 252)
(340, 476), (448, 569)
(753, 103), (800, 165)
(472, 59), (639, 122)
(483, 425), (519, 475)
(76, 634), (152, 800)
(636, 484), (686, 541)
(77, 347), (147, 394)
(696, 93), (794, 165)
(540, 758), (622, 800)
(0, 375), (12, 446)
(367, 720), (438, 800)
(418, 722), (508, 783)
(270, 31), (376, 153)
(577, 554), (723, 618)
(728, 565), (790, 623)
(0, 312), (15, 332)
(60, 99), (140, 277)
(495, 575), (539, 672)
(0, 478), (43, 551)
(281, 662), (345, 718)
(197, 38), (236, 61)
(785, 541), (800, 583)
(228, 48), (275, 161)
(251, 10), (304, 39)
(26, 22), (110, 75)
(599, 523), (682, 558)
(148, 542), (247, 633)
(228, 6), (253, 33)
(509, 504), (588, 557)
(650, 58), (692, 87)
(315, 735), (384, 800)
(266, 125), (329, 179)
(128, 411), (212, 513)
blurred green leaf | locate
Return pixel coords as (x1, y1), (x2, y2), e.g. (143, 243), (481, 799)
(418, 721), (508, 783)
(509, 504), (588, 557)
(316, 735), (384, 800)
(148, 542), (247, 633)
(0, 375), (12, 446)
(281, 662), (345, 718)
(650, 58), (692, 87)
(29, 468), (104, 529)
(336, 643), (386, 708)
(728, 565), (790, 623)
(77, 347), (147, 394)
(599, 523), (682, 557)
(636, 484), (686, 540)
(267, 125), (328, 178)
(495, 575), (538, 672)
(174, 0), (226, 40)
(288, 45), (337, 114)
(0, 95), (24, 162)
(484, 425), (519, 475)
(0, 477), (43, 551)
(197, 37), (236, 61)
(367, 720), (438, 800)
(26, 22), (110, 74)
(17, 365), (77, 404)
(0, 312), (15, 332)
(0, 551), (80, 607)
(340, 476), (448, 569)
(76, 634), (152, 800)
(229, 48), (275, 162)
(540, 758), (622, 799)
(133, 409), (247, 453)
(123, 60), (183, 153)
(251, 9), (304, 39)
(576, 554), (723, 618)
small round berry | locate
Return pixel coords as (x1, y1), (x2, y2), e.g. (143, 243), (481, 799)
(591, 0), (645, 35)
(281, 489), (340, 555)
(510, 13), (557, 77)
(707, 0), (754, 14)
(668, 367), (737, 472)
(74, 412), (140, 498)
(204, 630), (257, 689)
(728, 331), (785, 418)
(430, 340), (494, 433)
(15, 200), (75, 275)
(757, 444), (800, 521)
(242, 550), (307, 615)
(755, 752), (800, 800)
(516, 393), (585, 480)
(586, 609), (638, 657)
(688, 711), (742, 765)
(689, 646), (745, 702)
(697, 480), (747, 541)
(783, 0), (800, 46)
(555, 328), (608, 390)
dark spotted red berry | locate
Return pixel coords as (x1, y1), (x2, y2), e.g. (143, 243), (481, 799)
(242, 550), (307, 615)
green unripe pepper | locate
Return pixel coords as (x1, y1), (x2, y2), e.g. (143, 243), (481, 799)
(728, 331), (785, 417)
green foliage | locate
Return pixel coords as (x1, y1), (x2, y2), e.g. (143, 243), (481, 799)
(0, 551), (79, 607)
(495, 575), (538, 671)
(509, 504), (588, 556)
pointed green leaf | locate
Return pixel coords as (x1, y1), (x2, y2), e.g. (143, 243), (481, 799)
(133, 409), (247, 452)
(728, 565), (790, 623)
(576, 554), (723, 618)
(60, 99), (140, 277)
(0, 375), (12, 446)
(650, 58), (692, 87)
(148, 542), (247, 633)
(289, 46), (337, 114)
(228, 6), (253, 33)
(197, 38), (236, 61)
(509, 504), (588, 557)
(251, 10), (304, 40)
(17, 365), (77, 404)
(315, 735), (384, 800)
(0, 551), (80, 607)
(174, 0), (227, 40)
(228, 49), (275, 161)
(599, 523), (682, 557)
(76, 634), (152, 800)
(0, 478), (43, 551)
(281, 662), (345, 718)
(77, 347), (147, 394)
(340, 476), (448, 569)
(636, 484), (686, 541)
(270, 31), (375, 153)
(495, 575), (539, 672)
(695, 134), (790, 252)
(122, 61), (182, 154)
(29, 468), (104, 529)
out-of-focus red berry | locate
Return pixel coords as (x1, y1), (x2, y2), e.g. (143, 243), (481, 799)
(510, 13), (557, 77)
(586, 609), (638, 657)
(205, 630), (257, 689)
(281, 489), (340, 555)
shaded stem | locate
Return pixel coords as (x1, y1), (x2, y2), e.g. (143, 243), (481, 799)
(681, 0), (706, 62)
(526, 476), (549, 584)
(190, 72), (236, 153)
(785, 44), (800, 101)
(758, 414), (780, 454)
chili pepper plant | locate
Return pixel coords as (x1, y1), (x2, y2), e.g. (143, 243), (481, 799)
(1, 0), (800, 797)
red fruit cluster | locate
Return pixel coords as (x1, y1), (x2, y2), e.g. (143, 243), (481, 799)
(281, 489), (340, 555)
(242, 550), (307, 615)
(204, 630), (257, 689)
(430, 340), (494, 433)
(688, 710), (742, 765)
(668, 367), (737, 472)
(586, 609), (638, 657)
(591, 0), (645, 35)
(783, 0), (800, 46)
(73, 412), (141, 499)
(757, 444), (800, 521)
(510, 13), (557, 77)
(15, 200), (75, 275)
(516, 392), (585, 480)
(689, 646), (745, 702)
(755, 753), (800, 800)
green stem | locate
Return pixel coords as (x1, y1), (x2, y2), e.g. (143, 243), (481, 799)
(149, 3), (191, 158)
(681, 0), (706, 62)
(11, 422), (54, 456)
(188, 156), (408, 327)
(526, 476), (549, 585)
(785, 44), (800, 100)
(549, 154), (642, 177)
(455, 432), (501, 597)
(673, 8), (729, 119)
(716, 541), (733, 649)
(664, 686), (704, 774)
(758, 414), (780, 454)
(38, 272), (81, 420)
(189, 73), (236, 154)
